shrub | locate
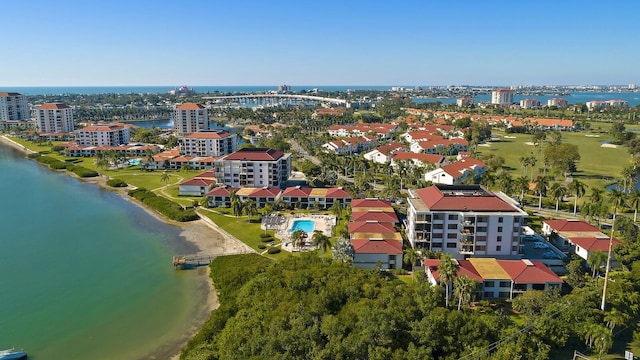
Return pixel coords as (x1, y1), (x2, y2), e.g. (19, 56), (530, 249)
(261, 237), (274, 243)
(49, 161), (68, 170)
(259, 233), (272, 238)
(51, 145), (65, 152)
(258, 244), (267, 249)
(128, 188), (199, 222)
(267, 247), (281, 254)
(27, 153), (40, 159)
(71, 166), (99, 178)
(107, 178), (128, 187)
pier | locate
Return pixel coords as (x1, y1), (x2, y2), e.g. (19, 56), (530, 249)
(172, 251), (249, 269)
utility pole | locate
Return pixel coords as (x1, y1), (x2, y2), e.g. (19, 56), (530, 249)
(601, 212), (616, 311)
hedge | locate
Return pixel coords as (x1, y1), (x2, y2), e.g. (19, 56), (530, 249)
(267, 247), (281, 254)
(260, 237), (274, 243)
(128, 188), (199, 222)
(107, 178), (128, 187)
(258, 244), (267, 249)
(259, 233), (272, 238)
(70, 166), (99, 178)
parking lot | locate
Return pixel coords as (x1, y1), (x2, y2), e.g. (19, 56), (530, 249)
(521, 233), (565, 260)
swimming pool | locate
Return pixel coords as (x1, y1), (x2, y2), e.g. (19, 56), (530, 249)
(289, 219), (315, 233)
(127, 159), (141, 166)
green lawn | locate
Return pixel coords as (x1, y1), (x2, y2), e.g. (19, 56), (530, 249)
(481, 128), (632, 191)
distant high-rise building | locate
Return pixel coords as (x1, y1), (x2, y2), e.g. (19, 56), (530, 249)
(629, 84), (636, 90)
(0, 92), (30, 121)
(547, 98), (568, 108)
(456, 97), (473, 107)
(174, 103), (208, 135)
(277, 84), (291, 93)
(491, 89), (513, 106)
(75, 124), (130, 146)
(35, 103), (75, 133)
(519, 99), (541, 109)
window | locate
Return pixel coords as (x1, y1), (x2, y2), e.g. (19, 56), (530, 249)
(448, 214), (458, 221)
(499, 292), (510, 299)
(446, 243), (457, 248)
(497, 236), (502, 242)
(499, 281), (510, 288)
(512, 245), (519, 252)
(476, 245), (486, 251)
(496, 245), (501, 251)
(497, 226), (503, 232)
(484, 281), (495, 287)
(447, 233), (457, 239)
(483, 291), (493, 298)
(448, 224), (458, 230)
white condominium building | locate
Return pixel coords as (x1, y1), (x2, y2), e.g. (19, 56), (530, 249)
(35, 103), (75, 133)
(0, 92), (30, 121)
(214, 148), (291, 189)
(179, 130), (237, 157)
(406, 184), (528, 259)
(174, 103), (209, 135)
(75, 124), (130, 146)
(491, 89), (513, 106)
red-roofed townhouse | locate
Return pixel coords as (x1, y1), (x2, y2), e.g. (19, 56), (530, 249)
(174, 103), (208, 135)
(425, 257), (562, 300)
(542, 220), (621, 261)
(75, 124), (130, 146)
(321, 139), (355, 155)
(245, 187), (282, 208)
(179, 130), (237, 157)
(363, 141), (405, 164)
(206, 186), (239, 207)
(406, 184), (528, 258)
(390, 152), (446, 169)
(280, 186), (350, 209)
(423, 158), (486, 185)
(281, 186), (312, 209)
(351, 237), (403, 270)
(214, 148), (291, 188)
(179, 178), (217, 196)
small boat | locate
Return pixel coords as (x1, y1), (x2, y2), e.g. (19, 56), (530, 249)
(0, 348), (27, 360)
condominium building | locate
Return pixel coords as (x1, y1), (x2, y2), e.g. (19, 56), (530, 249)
(547, 98), (568, 108)
(179, 130), (237, 157)
(0, 92), (30, 121)
(519, 98), (541, 109)
(406, 184), (528, 259)
(34, 103), (75, 133)
(174, 103), (209, 135)
(214, 148), (291, 188)
(75, 124), (130, 146)
(491, 89), (513, 106)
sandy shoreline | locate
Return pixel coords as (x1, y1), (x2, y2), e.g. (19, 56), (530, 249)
(0, 134), (249, 359)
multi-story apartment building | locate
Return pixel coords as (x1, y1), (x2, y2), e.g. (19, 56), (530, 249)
(491, 89), (513, 106)
(75, 124), (130, 146)
(174, 103), (208, 135)
(519, 98), (541, 109)
(406, 184), (528, 259)
(34, 103), (75, 133)
(179, 130), (237, 157)
(0, 92), (30, 121)
(214, 148), (291, 189)
(547, 98), (568, 108)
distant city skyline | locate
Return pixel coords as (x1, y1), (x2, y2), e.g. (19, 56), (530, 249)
(2, 0), (639, 87)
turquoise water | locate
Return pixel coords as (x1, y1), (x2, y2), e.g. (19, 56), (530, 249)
(127, 158), (141, 166)
(0, 144), (208, 359)
(289, 220), (315, 233)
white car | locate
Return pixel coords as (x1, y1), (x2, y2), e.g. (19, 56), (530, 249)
(534, 242), (549, 249)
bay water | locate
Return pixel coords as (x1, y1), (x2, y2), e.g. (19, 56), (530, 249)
(0, 144), (209, 359)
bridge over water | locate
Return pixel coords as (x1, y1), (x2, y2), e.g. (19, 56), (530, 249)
(202, 93), (348, 105)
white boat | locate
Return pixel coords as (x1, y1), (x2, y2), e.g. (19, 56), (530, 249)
(0, 348), (27, 360)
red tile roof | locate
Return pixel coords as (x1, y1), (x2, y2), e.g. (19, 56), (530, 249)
(392, 152), (444, 164)
(223, 148), (285, 161)
(568, 237), (621, 252)
(185, 130), (232, 139)
(177, 103), (205, 110)
(248, 187), (281, 198)
(206, 186), (239, 196)
(37, 103), (71, 110)
(180, 178), (216, 187)
(348, 221), (396, 234)
(0, 92), (22, 96)
(497, 260), (563, 284)
(351, 211), (399, 223)
(350, 198), (393, 208)
(413, 185), (516, 212)
(544, 220), (599, 233)
(351, 238), (402, 254)
(80, 124), (126, 132)
(282, 186), (313, 197)
(325, 187), (351, 199)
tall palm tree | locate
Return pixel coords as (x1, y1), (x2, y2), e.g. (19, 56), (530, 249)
(514, 176), (530, 204)
(454, 275), (477, 311)
(330, 201), (343, 220)
(243, 199), (257, 222)
(628, 190), (640, 222)
(587, 250), (607, 279)
(291, 229), (306, 250)
(161, 171), (170, 186)
(567, 179), (587, 216)
(590, 187), (604, 203)
(534, 175), (549, 209)
(403, 247), (420, 283)
(584, 324), (613, 360)
(548, 182), (566, 213)
(601, 189), (626, 312)
(312, 230), (331, 263)
(438, 253), (458, 308)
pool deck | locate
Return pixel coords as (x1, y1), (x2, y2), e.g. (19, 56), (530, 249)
(274, 214), (336, 252)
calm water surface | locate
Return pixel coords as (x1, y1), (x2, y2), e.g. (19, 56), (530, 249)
(0, 144), (207, 359)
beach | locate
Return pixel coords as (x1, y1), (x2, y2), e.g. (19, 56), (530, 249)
(0, 134), (251, 359)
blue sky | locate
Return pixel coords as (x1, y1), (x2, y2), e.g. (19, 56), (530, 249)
(2, 0), (639, 86)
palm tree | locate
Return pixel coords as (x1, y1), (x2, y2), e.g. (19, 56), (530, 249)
(514, 176), (530, 204)
(330, 201), (343, 220)
(438, 253), (458, 308)
(628, 190), (640, 222)
(312, 230), (331, 263)
(587, 250), (606, 279)
(548, 182), (566, 213)
(161, 171), (170, 186)
(567, 179), (587, 216)
(584, 324), (613, 360)
(331, 238), (354, 263)
(604, 308), (630, 334)
(403, 247), (420, 283)
(231, 197), (243, 218)
(601, 189), (626, 312)
(453, 275), (477, 311)
(243, 199), (257, 222)
(590, 187), (604, 203)
(291, 229), (306, 250)
(534, 175), (549, 209)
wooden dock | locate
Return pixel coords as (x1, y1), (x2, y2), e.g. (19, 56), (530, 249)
(172, 251), (250, 270)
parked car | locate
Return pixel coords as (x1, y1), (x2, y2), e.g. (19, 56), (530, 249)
(543, 251), (560, 259)
(522, 235), (536, 242)
(534, 241), (549, 249)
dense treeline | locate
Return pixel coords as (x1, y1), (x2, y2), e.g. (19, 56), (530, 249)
(181, 254), (640, 360)
(127, 188), (198, 221)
